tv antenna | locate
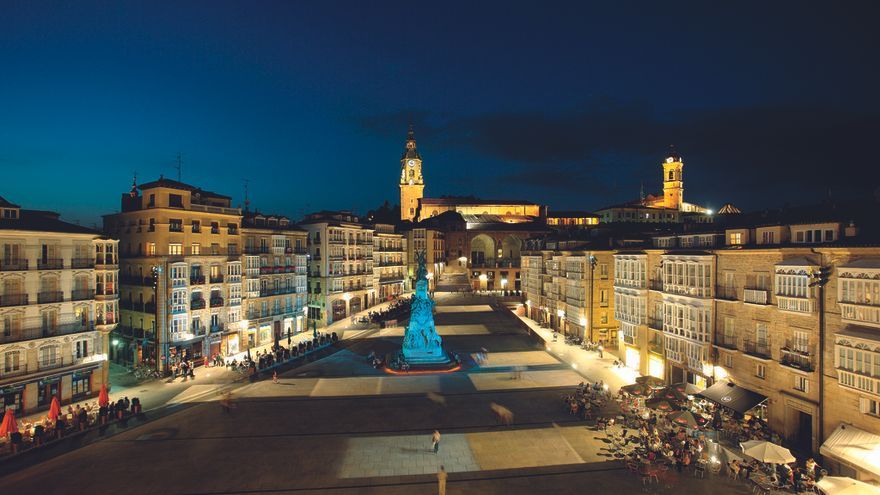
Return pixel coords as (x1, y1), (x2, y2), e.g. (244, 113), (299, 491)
(243, 179), (250, 213)
(174, 152), (182, 182)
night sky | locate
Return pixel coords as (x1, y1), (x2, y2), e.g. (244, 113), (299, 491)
(2, 1), (879, 226)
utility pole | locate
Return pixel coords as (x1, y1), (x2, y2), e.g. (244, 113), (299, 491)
(809, 253), (832, 454)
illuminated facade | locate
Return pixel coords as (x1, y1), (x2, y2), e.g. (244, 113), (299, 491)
(103, 177), (243, 369)
(0, 196), (118, 414)
(401, 222), (445, 292)
(300, 211), (375, 326)
(241, 213), (308, 351)
(611, 216), (880, 473)
(399, 127), (424, 222)
(597, 147), (713, 223)
(372, 223), (406, 300)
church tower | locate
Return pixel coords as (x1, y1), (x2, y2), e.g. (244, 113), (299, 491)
(399, 126), (425, 222)
(662, 145), (684, 210)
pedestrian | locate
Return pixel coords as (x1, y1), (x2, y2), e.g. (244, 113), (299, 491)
(598, 345), (604, 359)
(273, 370), (278, 384)
(437, 465), (447, 495)
(432, 429), (441, 453)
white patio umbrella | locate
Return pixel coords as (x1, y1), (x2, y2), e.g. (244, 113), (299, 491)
(740, 440), (796, 464)
(817, 477), (880, 495)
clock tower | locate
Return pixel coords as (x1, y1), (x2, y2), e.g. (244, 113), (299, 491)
(661, 145), (684, 210)
(399, 126), (425, 222)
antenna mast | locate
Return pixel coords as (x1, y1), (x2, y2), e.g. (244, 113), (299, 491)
(243, 179), (250, 213)
(174, 152), (182, 182)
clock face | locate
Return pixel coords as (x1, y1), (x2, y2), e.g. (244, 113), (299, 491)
(408, 159), (416, 167)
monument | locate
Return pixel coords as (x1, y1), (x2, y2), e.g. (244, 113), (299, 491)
(400, 251), (453, 367)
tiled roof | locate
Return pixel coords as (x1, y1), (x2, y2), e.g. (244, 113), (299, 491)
(0, 195), (20, 208)
(138, 177), (231, 200)
(0, 209), (101, 235)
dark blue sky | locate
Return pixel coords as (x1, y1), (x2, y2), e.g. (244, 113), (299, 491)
(2, 1), (878, 226)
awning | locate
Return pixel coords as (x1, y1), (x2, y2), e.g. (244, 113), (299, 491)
(697, 380), (767, 414)
(820, 424), (880, 480)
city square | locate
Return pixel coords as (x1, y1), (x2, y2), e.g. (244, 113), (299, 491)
(1, 2), (880, 494)
(0, 284), (751, 494)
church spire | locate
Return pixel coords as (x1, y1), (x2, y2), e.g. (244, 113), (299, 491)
(403, 125), (421, 159)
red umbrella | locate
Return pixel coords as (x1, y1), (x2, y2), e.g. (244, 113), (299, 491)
(0, 409), (18, 437)
(668, 410), (707, 428)
(645, 398), (681, 412)
(621, 383), (652, 396)
(48, 396), (61, 422)
(98, 383), (110, 407)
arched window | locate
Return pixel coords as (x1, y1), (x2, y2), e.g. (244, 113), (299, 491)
(668, 170), (674, 180)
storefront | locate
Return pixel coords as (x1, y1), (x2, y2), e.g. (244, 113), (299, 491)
(225, 333), (240, 355)
(0, 385), (24, 415)
(648, 354), (665, 379)
(37, 377), (61, 408)
(624, 345), (641, 372)
(71, 370), (92, 399)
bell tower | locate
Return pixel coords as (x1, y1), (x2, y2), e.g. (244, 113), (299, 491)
(662, 145), (684, 210)
(399, 126), (425, 222)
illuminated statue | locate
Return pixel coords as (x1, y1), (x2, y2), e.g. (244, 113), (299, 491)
(402, 250), (447, 363)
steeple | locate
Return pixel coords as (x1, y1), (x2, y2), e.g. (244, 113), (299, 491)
(399, 125), (425, 222)
(403, 124), (421, 160)
(662, 145), (684, 210)
(129, 172), (139, 198)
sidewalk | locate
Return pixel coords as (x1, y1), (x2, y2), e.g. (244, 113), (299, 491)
(512, 311), (639, 394)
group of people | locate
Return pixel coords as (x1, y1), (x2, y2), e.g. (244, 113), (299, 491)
(728, 457), (824, 493)
(562, 381), (610, 420)
(3, 396), (143, 455)
(356, 297), (412, 325)
(223, 332), (338, 375)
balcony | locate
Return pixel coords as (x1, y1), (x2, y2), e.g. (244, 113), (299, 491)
(190, 325), (207, 336)
(96, 315), (117, 326)
(0, 320), (96, 344)
(716, 286), (737, 301)
(649, 280), (663, 291)
(210, 323), (225, 333)
(191, 299), (206, 310)
(623, 334), (637, 346)
(37, 259), (64, 270)
(663, 283), (712, 298)
(0, 259), (28, 271)
(840, 302), (880, 328)
(95, 255), (116, 267)
(776, 295), (812, 314)
(648, 341), (664, 355)
(0, 293), (29, 307)
(210, 275), (224, 284)
(210, 297), (224, 308)
(190, 275), (206, 285)
(743, 339), (771, 359)
(38, 291), (64, 304)
(71, 258), (95, 269)
(116, 326), (153, 340)
(781, 342), (815, 372)
(647, 317), (664, 332)
(743, 288), (770, 305)
(71, 289), (95, 301)
(715, 334), (738, 350)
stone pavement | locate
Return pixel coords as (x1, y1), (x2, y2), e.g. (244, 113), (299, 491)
(0, 292), (752, 495)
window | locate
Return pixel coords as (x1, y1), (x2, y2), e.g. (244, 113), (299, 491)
(169, 219), (183, 232)
(169, 243), (183, 256)
(825, 230), (835, 242)
(600, 312), (608, 324)
(861, 397), (880, 417)
(191, 220), (201, 233)
(39, 345), (60, 368)
(148, 194), (155, 207)
(729, 232), (743, 245)
(794, 376), (809, 393)
(3, 351), (21, 373)
(146, 242), (157, 256)
(724, 353), (734, 368)
(599, 289), (608, 306)
(191, 243), (200, 255)
(211, 222), (219, 234)
(75, 339), (90, 359)
(761, 231), (775, 244)
(599, 263), (608, 279)
(796, 231), (804, 242)
(755, 363), (766, 379)
(169, 194), (183, 207)
(72, 375), (91, 397)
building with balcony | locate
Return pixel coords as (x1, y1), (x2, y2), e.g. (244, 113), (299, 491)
(103, 177), (243, 370)
(0, 196), (118, 415)
(241, 212), (308, 350)
(372, 223), (407, 300)
(400, 219), (445, 293)
(521, 234), (618, 348)
(300, 211), (375, 326)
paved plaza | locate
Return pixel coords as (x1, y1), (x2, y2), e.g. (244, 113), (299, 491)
(0, 288), (752, 495)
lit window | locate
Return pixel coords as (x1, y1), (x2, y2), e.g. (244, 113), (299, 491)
(169, 243), (183, 256)
(755, 363), (766, 379)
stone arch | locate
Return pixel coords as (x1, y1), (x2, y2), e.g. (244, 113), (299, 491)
(500, 235), (522, 261)
(470, 234), (495, 267)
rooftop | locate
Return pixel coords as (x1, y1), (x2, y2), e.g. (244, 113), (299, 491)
(0, 209), (101, 235)
(137, 176), (231, 200)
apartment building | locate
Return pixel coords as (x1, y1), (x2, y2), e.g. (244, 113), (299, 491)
(522, 236), (618, 347)
(401, 220), (445, 292)
(372, 223), (406, 300)
(103, 177), (243, 369)
(610, 207), (880, 479)
(300, 211), (375, 326)
(241, 213), (308, 349)
(0, 196), (118, 414)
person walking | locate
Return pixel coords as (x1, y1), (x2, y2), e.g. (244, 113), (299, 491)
(273, 370), (278, 384)
(437, 465), (448, 495)
(432, 429), (441, 454)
